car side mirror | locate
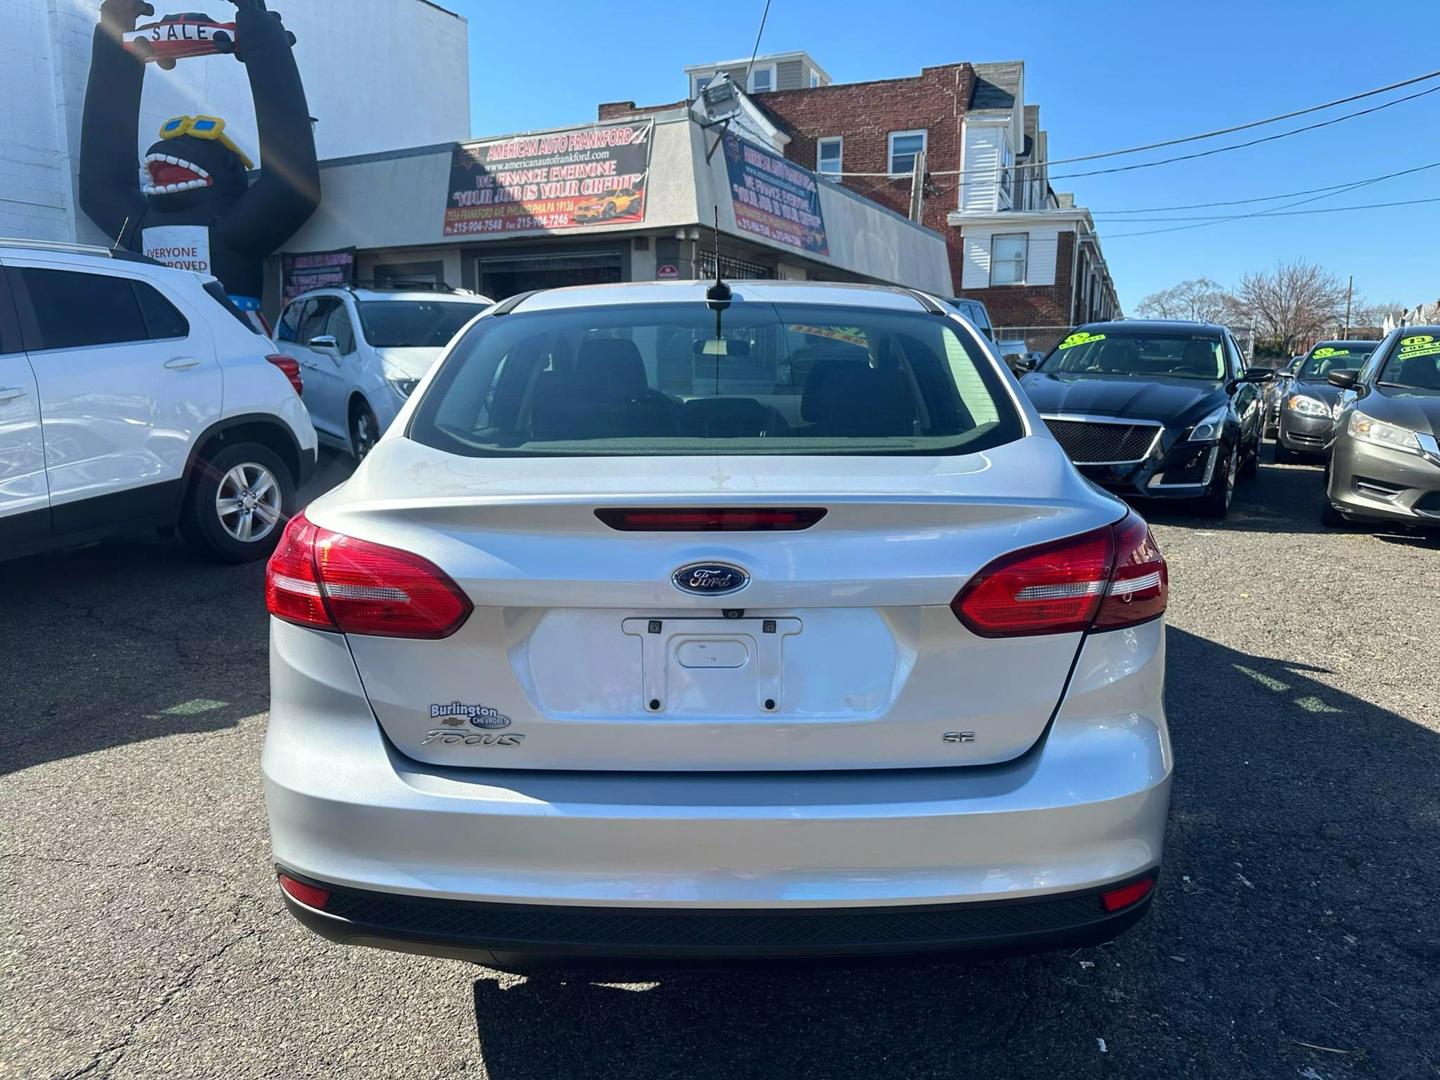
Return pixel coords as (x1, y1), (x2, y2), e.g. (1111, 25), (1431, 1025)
(1004, 353), (1034, 374)
(1326, 370), (1357, 389)
(1241, 368), (1275, 383)
(308, 334), (339, 352)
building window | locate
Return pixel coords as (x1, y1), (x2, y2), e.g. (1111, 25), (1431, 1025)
(888, 129), (927, 175)
(816, 137), (843, 176)
(810, 72), (819, 88)
(748, 65), (774, 93)
(990, 233), (1028, 286)
(692, 75), (709, 98)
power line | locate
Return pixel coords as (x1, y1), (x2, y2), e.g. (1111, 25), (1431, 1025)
(1036, 68), (1440, 169)
(1105, 195), (1440, 239)
(1088, 160), (1440, 214)
(1046, 83), (1440, 182)
(829, 72), (1440, 182)
(742, 0), (773, 88)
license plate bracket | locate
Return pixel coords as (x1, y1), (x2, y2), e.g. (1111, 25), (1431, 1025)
(621, 617), (802, 715)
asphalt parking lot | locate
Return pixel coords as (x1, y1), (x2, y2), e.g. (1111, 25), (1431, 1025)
(2, 447), (1437, 1080)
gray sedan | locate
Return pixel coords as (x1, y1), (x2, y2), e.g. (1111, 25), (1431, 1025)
(1276, 340), (1376, 463)
(1324, 327), (1440, 527)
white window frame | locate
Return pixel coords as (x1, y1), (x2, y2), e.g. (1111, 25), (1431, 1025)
(809, 72), (820, 88)
(888, 129), (927, 176)
(692, 74), (711, 98)
(816, 136), (843, 177)
(747, 64), (776, 93)
(990, 232), (1028, 286)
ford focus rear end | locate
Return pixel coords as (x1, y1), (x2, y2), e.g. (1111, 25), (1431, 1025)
(261, 282), (1172, 966)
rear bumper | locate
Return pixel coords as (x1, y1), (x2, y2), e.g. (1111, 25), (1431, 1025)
(276, 870), (1156, 966)
(262, 619), (1171, 959)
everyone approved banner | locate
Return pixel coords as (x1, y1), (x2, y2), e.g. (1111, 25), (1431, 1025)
(443, 122), (653, 236)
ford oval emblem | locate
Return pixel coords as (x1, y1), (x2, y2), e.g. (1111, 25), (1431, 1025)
(672, 562), (749, 596)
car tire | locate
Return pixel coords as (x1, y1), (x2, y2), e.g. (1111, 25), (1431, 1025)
(181, 442), (295, 563)
(1196, 445), (1237, 519)
(349, 399), (380, 463)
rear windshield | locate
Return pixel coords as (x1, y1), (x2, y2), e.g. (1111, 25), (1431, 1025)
(1297, 342), (1373, 380)
(357, 300), (490, 348)
(1038, 330), (1225, 381)
(1378, 331), (1440, 391)
(407, 301), (1023, 457)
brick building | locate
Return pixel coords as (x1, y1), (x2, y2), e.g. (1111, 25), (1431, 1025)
(601, 54), (1120, 351)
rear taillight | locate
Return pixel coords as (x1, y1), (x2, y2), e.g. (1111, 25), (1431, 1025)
(266, 354), (303, 395)
(1100, 876), (1154, 913)
(595, 508), (827, 531)
(265, 512), (472, 638)
(952, 513), (1166, 637)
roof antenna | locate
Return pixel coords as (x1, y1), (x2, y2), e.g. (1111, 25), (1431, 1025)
(705, 205), (730, 311)
(112, 215), (130, 251)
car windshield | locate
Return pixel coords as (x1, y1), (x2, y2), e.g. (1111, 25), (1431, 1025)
(408, 301), (1024, 457)
(1038, 330), (1225, 381)
(357, 300), (490, 348)
(1378, 331), (1440, 391)
(1297, 342), (1372, 380)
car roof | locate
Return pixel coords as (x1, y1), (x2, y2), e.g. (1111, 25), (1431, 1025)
(505, 280), (940, 314)
(1080, 319), (1223, 336)
(289, 287), (491, 304)
(1308, 339), (1377, 349)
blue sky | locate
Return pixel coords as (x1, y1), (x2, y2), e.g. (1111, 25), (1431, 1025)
(449, 0), (1438, 311)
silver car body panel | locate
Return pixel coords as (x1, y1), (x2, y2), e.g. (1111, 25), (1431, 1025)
(263, 615), (1170, 908)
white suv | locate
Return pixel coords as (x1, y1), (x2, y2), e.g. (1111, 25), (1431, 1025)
(0, 241), (317, 563)
(275, 284), (491, 460)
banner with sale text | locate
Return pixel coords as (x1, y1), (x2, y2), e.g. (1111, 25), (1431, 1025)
(443, 121), (654, 236)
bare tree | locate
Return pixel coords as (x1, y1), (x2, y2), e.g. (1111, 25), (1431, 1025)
(1232, 260), (1349, 354)
(1135, 278), (1236, 323)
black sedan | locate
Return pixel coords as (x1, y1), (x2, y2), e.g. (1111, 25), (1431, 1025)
(1020, 320), (1273, 518)
(1323, 327), (1440, 528)
(1274, 340), (1377, 463)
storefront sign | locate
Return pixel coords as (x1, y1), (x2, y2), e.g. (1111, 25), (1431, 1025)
(656, 263), (679, 280)
(443, 121), (654, 236)
(281, 248), (355, 303)
(721, 133), (828, 256)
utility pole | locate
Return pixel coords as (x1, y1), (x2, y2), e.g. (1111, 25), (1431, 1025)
(1344, 274), (1353, 336)
(908, 149), (926, 223)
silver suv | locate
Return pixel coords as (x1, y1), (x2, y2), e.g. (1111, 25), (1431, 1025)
(263, 281), (1171, 966)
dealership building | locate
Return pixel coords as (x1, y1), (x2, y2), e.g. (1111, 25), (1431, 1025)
(274, 101), (954, 306)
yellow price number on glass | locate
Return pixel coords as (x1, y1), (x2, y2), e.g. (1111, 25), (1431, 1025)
(1059, 331), (1106, 350)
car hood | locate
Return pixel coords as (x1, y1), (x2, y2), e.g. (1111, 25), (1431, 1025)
(1020, 372), (1225, 427)
(1290, 380), (1347, 406)
(1362, 386), (1440, 438)
(376, 346), (444, 380)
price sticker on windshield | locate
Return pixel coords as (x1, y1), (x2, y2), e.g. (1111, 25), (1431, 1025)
(1399, 334), (1440, 359)
(1059, 331), (1106, 350)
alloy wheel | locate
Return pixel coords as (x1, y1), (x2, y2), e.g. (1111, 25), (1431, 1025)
(214, 462), (282, 544)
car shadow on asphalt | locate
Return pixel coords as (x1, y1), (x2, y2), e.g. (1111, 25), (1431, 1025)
(466, 626), (1439, 1079)
(0, 451), (354, 776)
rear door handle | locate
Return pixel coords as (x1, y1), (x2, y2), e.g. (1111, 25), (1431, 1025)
(0, 386), (25, 402)
(164, 357), (202, 371)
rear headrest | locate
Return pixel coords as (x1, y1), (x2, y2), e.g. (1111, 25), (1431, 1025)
(575, 338), (647, 398)
(1399, 356), (1440, 389)
(1177, 340), (1216, 375)
(801, 359), (911, 435)
(1095, 340), (1137, 366)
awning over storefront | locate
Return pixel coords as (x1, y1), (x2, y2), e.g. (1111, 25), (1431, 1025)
(280, 112), (952, 295)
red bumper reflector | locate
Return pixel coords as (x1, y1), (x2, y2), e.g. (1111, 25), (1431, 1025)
(278, 874), (331, 910)
(595, 508), (827, 531)
(1100, 877), (1154, 913)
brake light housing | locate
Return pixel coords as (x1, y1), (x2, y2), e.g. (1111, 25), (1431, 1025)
(266, 353), (303, 395)
(953, 513), (1167, 637)
(265, 512), (472, 638)
(595, 508), (827, 531)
